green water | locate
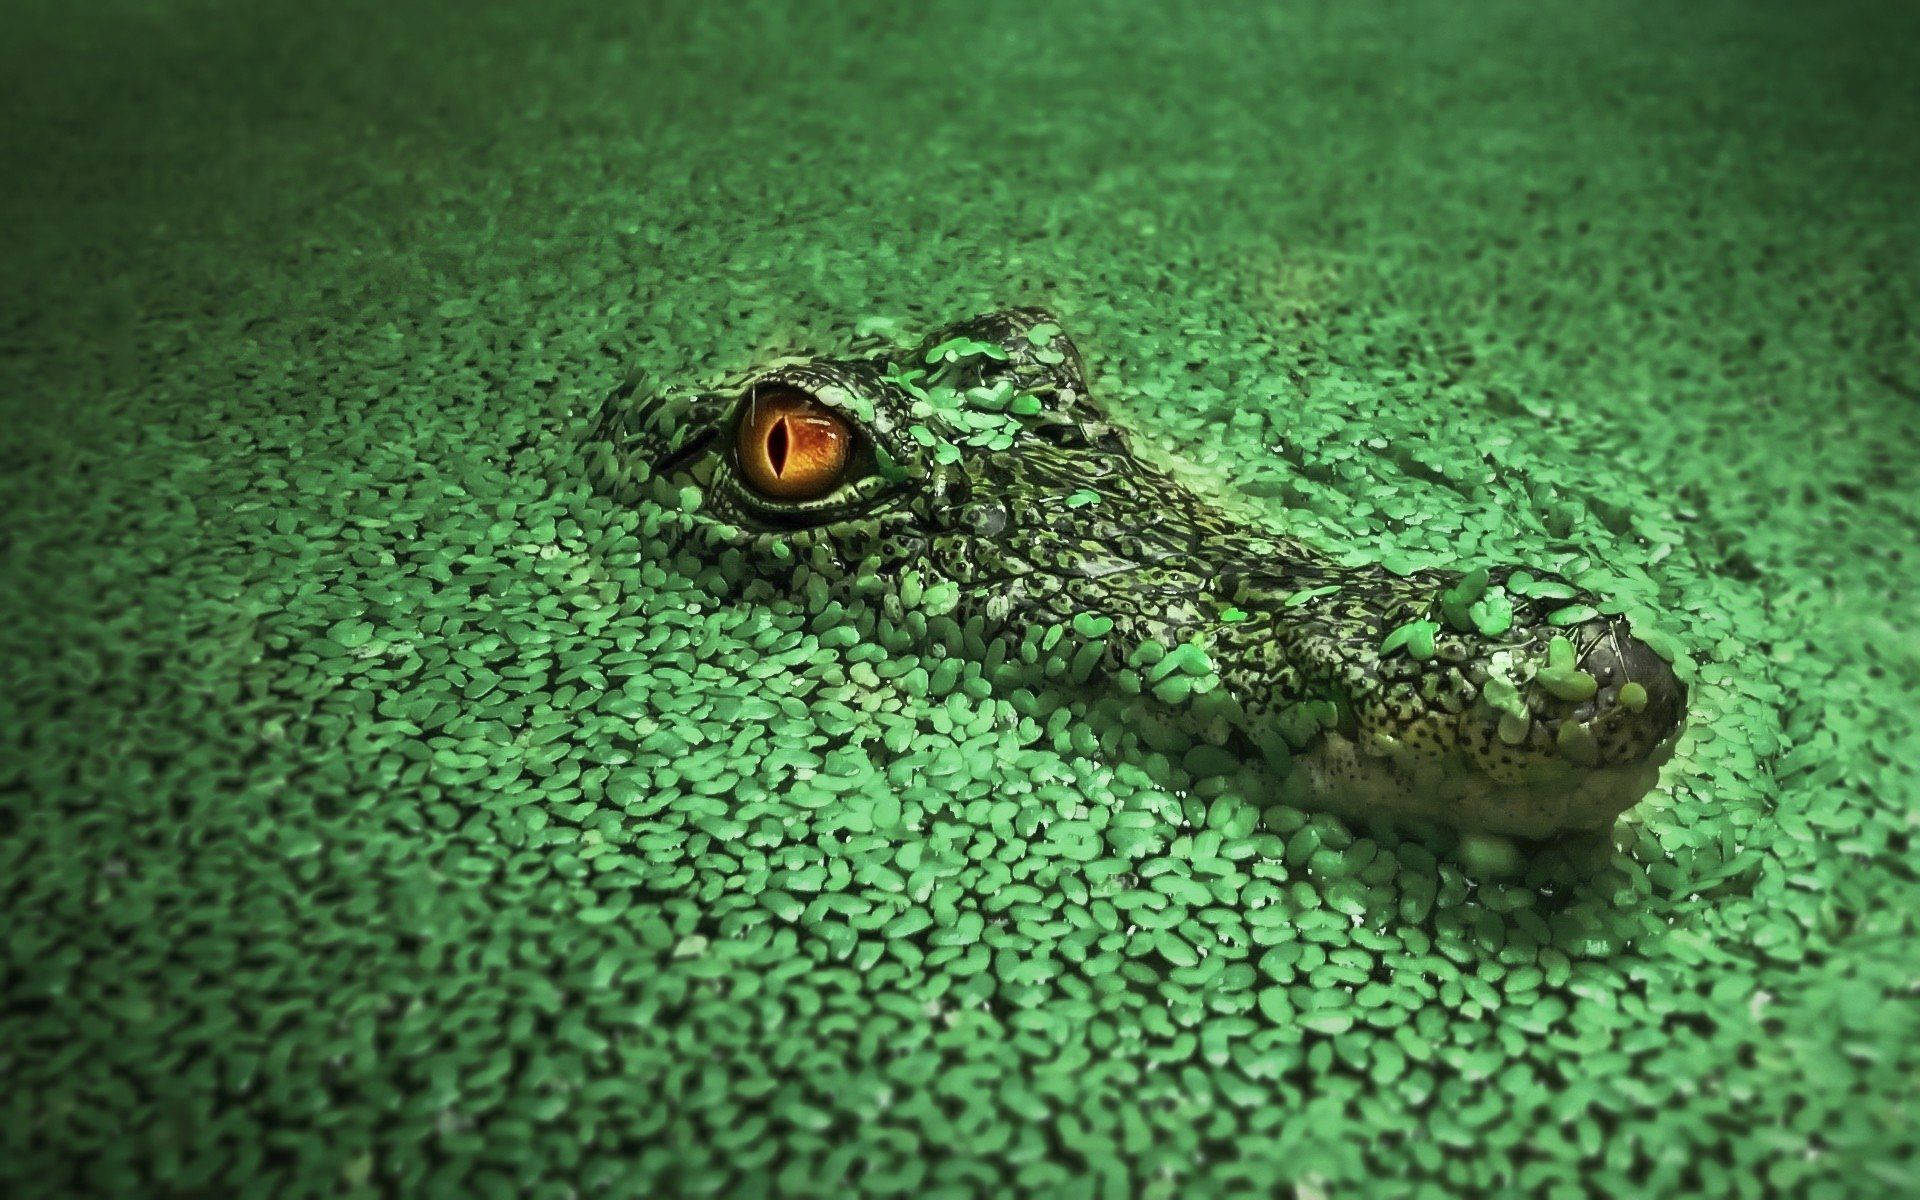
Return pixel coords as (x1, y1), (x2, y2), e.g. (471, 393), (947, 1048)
(3, 1), (1916, 1196)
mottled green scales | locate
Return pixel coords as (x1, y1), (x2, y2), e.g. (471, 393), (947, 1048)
(587, 309), (1687, 841)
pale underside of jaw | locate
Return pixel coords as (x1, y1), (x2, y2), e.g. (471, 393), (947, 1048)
(1280, 726), (1686, 842)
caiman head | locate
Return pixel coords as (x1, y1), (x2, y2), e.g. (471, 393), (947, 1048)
(584, 308), (1688, 843)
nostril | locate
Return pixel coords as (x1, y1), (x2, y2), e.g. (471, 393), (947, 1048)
(1578, 625), (1686, 731)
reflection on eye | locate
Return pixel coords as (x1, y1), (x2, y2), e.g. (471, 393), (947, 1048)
(736, 389), (851, 501)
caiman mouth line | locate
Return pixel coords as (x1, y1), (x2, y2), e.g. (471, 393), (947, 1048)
(585, 307), (1690, 843)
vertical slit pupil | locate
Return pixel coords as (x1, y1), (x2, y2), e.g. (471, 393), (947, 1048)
(767, 418), (790, 475)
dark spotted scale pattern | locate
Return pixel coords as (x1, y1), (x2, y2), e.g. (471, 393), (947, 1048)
(586, 309), (1688, 840)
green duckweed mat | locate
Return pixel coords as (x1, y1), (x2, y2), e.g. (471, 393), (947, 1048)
(4, 1), (1918, 1196)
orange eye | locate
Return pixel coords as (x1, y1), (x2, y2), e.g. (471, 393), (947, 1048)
(736, 389), (852, 501)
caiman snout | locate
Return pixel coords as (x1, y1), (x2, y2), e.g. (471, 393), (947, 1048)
(1577, 623), (1688, 761)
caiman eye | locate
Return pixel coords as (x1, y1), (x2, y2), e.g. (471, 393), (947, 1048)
(736, 388), (852, 501)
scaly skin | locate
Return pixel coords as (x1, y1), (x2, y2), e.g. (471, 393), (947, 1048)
(585, 309), (1687, 841)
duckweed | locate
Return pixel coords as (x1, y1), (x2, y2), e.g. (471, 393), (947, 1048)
(1380, 618), (1441, 661)
(1535, 636), (1600, 703)
(3, 2), (1915, 1198)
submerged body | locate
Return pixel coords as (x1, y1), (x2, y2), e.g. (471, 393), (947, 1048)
(585, 309), (1686, 841)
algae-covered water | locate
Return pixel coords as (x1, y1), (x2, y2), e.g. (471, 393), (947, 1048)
(3, 1), (1917, 1196)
